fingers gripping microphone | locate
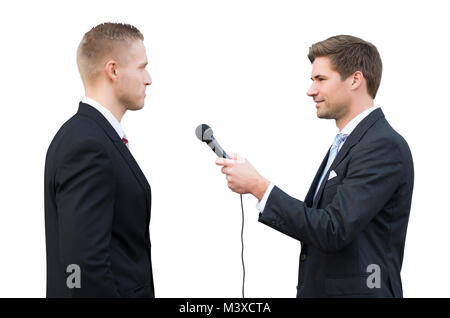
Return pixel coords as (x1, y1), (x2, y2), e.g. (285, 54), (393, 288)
(195, 124), (230, 159)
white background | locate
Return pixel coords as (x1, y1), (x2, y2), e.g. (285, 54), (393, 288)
(0, 0), (449, 298)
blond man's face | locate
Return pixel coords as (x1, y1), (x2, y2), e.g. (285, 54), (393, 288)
(115, 40), (152, 111)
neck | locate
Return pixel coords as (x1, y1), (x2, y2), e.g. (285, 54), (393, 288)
(85, 86), (126, 123)
(336, 98), (374, 131)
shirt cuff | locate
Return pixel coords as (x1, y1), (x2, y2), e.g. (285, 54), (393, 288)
(256, 183), (275, 212)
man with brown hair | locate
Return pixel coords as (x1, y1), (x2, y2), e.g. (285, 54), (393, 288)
(216, 35), (414, 297)
(44, 23), (153, 297)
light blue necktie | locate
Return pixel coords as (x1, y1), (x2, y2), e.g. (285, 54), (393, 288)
(313, 133), (348, 201)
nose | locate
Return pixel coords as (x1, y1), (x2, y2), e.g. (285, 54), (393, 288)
(145, 70), (152, 86)
(307, 82), (318, 97)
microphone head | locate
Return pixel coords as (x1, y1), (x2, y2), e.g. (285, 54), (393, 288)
(195, 124), (214, 142)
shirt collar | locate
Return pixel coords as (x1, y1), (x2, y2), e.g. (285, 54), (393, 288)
(81, 96), (125, 139)
(340, 105), (380, 136)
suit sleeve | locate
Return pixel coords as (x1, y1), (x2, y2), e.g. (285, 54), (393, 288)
(55, 137), (120, 297)
(259, 138), (403, 253)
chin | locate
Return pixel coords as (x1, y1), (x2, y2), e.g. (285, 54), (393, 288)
(127, 101), (145, 111)
(317, 110), (331, 119)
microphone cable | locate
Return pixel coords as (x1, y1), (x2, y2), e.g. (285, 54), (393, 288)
(240, 194), (245, 298)
(194, 124), (246, 298)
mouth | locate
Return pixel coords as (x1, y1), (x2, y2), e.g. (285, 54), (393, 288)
(315, 100), (324, 107)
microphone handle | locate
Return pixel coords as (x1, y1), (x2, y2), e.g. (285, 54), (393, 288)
(206, 137), (229, 158)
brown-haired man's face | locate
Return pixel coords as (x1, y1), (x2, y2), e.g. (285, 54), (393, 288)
(115, 40), (152, 111)
(307, 56), (351, 121)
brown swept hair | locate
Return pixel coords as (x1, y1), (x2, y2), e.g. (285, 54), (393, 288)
(308, 35), (382, 98)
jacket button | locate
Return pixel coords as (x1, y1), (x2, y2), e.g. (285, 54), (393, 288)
(300, 254), (307, 261)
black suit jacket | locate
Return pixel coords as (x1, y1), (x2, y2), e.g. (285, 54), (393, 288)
(259, 108), (414, 298)
(44, 102), (154, 297)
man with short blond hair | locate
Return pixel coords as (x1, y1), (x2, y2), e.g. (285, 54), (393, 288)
(45, 23), (154, 297)
(216, 35), (414, 297)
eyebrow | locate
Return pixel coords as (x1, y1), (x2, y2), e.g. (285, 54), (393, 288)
(311, 74), (327, 80)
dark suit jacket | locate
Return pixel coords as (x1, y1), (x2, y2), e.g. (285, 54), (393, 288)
(259, 108), (414, 298)
(44, 102), (154, 297)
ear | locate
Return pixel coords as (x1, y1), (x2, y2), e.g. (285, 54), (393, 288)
(105, 60), (118, 82)
(350, 71), (364, 91)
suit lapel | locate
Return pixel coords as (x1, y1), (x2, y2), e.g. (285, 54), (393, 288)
(113, 139), (152, 196)
(330, 109), (385, 172)
(304, 150), (330, 207)
(312, 108), (385, 207)
(77, 102), (151, 214)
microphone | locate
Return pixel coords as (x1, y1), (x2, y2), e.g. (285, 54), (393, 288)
(195, 124), (230, 159)
(195, 123), (246, 298)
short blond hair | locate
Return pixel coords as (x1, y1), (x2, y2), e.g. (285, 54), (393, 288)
(77, 22), (144, 84)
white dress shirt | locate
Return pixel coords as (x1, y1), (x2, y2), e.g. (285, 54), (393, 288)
(81, 96), (129, 147)
(256, 105), (380, 212)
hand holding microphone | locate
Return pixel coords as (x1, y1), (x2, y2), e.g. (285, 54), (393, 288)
(215, 154), (269, 200)
(195, 124), (269, 200)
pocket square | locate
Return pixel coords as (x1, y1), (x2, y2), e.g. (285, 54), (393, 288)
(328, 170), (337, 180)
